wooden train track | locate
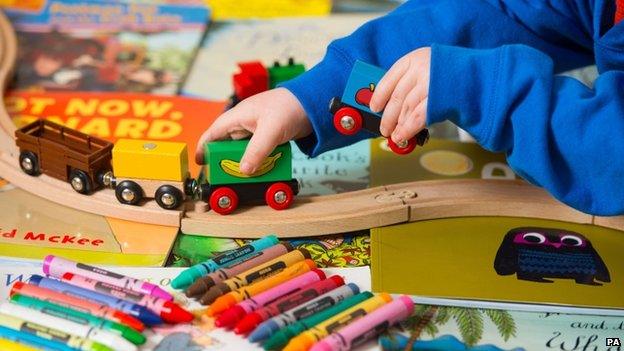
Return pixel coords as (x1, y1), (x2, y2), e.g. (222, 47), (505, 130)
(1, 11), (623, 237)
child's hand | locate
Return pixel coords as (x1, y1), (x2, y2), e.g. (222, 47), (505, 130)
(195, 88), (312, 175)
(369, 47), (430, 145)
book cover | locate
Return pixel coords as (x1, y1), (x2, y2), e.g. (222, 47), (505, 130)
(380, 304), (624, 351)
(6, 90), (225, 175)
(0, 180), (178, 266)
(183, 13), (376, 100)
(4, 0), (210, 94)
(371, 217), (624, 312)
(370, 137), (516, 186)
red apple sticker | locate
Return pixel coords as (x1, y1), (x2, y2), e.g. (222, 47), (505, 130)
(355, 83), (375, 108)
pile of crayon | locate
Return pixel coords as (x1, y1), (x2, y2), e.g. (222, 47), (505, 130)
(172, 235), (415, 351)
(0, 255), (193, 351)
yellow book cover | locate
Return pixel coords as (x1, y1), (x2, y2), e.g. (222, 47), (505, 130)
(371, 217), (624, 311)
(370, 137), (516, 186)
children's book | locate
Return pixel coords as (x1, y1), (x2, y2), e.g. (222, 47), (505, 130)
(0, 179), (178, 266)
(380, 304), (624, 351)
(205, 0), (331, 20)
(169, 230), (371, 268)
(370, 137), (516, 186)
(4, 0), (210, 94)
(182, 13), (376, 100)
(6, 90), (225, 176)
(371, 217), (624, 313)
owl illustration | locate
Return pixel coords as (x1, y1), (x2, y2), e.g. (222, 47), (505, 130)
(494, 227), (611, 285)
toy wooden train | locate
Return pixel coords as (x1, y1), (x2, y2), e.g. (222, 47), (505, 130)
(227, 58), (305, 108)
(13, 61), (418, 214)
(330, 60), (430, 154)
(15, 119), (298, 214)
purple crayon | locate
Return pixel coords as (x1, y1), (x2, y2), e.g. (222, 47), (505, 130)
(310, 295), (414, 351)
(43, 255), (173, 301)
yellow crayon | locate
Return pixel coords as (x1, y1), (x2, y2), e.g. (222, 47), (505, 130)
(206, 260), (316, 316)
(0, 337), (39, 351)
(283, 293), (393, 351)
(0, 312), (112, 351)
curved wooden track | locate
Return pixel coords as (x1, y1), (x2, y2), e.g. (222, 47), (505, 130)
(1, 11), (623, 237)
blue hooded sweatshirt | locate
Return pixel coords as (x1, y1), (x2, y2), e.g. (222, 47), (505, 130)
(281, 0), (624, 216)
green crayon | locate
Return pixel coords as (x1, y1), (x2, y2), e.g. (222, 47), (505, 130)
(263, 291), (373, 350)
(10, 294), (145, 345)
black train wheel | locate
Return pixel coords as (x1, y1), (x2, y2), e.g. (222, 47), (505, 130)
(19, 151), (40, 176)
(69, 169), (93, 194)
(155, 185), (183, 210)
(115, 180), (143, 206)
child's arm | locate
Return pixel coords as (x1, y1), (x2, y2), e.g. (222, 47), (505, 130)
(198, 0), (594, 173)
(279, 0), (594, 157)
(426, 43), (624, 216)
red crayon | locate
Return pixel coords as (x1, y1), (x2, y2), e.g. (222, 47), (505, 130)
(10, 282), (144, 332)
(234, 276), (344, 335)
(61, 273), (193, 324)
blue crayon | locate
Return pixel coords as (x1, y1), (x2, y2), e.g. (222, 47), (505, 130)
(249, 283), (360, 343)
(29, 275), (162, 326)
(171, 235), (279, 289)
(0, 324), (76, 351)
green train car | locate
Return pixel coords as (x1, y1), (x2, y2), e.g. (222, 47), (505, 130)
(199, 140), (299, 215)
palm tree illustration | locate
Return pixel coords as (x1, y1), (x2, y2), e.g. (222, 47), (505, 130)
(401, 305), (517, 350)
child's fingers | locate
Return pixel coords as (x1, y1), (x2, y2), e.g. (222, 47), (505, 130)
(379, 72), (418, 136)
(239, 121), (283, 175)
(194, 107), (248, 164)
(391, 98), (427, 144)
(396, 82), (427, 128)
(370, 57), (409, 113)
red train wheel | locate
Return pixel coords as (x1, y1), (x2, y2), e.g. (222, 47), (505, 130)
(265, 182), (294, 210)
(209, 187), (239, 215)
(333, 107), (362, 135)
(388, 137), (416, 155)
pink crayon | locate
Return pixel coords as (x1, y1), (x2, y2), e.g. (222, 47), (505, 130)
(43, 255), (173, 301)
(215, 269), (326, 329)
(60, 272), (193, 324)
(310, 295), (414, 351)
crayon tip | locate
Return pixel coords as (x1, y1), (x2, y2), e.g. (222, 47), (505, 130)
(186, 277), (214, 298)
(329, 275), (345, 286)
(234, 312), (263, 335)
(9, 281), (24, 296)
(151, 286), (173, 301)
(114, 311), (145, 332)
(208, 294), (237, 316)
(215, 305), (245, 329)
(199, 286), (226, 305)
(119, 326), (147, 345)
(162, 301), (194, 324)
(171, 271), (194, 290)
(283, 335), (313, 351)
(138, 306), (163, 326)
(92, 342), (114, 351)
(248, 320), (276, 343)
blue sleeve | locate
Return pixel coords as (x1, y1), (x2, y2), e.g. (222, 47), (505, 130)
(427, 43), (624, 216)
(281, 0), (594, 157)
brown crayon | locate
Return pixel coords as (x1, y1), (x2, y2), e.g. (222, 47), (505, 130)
(186, 242), (293, 298)
(199, 248), (311, 305)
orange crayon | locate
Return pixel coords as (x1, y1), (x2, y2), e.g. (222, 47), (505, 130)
(206, 260), (316, 317)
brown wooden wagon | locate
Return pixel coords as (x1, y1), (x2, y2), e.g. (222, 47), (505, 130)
(15, 119), (113, 194)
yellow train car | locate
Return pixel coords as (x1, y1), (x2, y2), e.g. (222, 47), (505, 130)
(111, 139), (195, 209)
